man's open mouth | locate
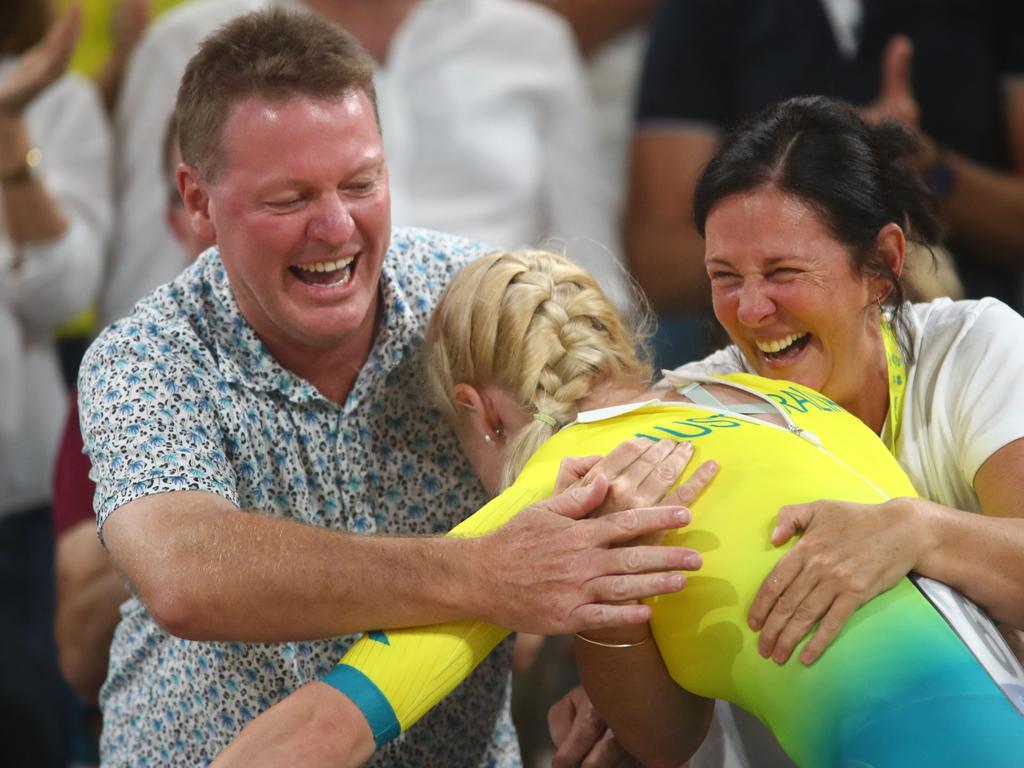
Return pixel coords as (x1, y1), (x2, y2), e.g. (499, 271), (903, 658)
(290, 255), (356, 287)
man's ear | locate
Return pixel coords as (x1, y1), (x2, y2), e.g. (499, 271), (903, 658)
(452, 383), (503, 441)
(874, 223), (906, 301)
(178, 163), (217, 243)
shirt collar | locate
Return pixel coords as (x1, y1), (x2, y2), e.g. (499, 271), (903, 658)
(200, 247), (418, 408)
(574, 399), (666, 424)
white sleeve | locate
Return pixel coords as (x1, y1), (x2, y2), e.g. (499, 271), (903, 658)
(532, 13), (632, 312)
(945, 299), (1024, 484)
(0, 75), (111, 335)
(661, 345), (750, 380)
(104, 26), (191, 326)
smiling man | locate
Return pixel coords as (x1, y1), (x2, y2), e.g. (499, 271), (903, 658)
(77, 9), (694, 766)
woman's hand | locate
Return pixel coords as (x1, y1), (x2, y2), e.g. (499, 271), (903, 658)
(556, 437), (718, 523)
(0, 4), (81, 115)
(748, 497), (930, 665)
(548, 685), (640, 768)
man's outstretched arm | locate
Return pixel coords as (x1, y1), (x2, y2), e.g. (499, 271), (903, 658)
(103, 439), (697, 642)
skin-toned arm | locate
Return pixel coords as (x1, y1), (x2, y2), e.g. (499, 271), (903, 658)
(624, 129), (719, 312)
(548, 686), (639, 768)
(54, 520), (128, 704)
(750, 438), (1024, 665)
(211, 681), (375, 768)
(932, 95), (1024, 260)
(103, 450), (695, 641)
(864, 36), (1024, 259)
(92, 0), (152, 114)
(574, 630), (714, 768)
(0, 5), (80, 258)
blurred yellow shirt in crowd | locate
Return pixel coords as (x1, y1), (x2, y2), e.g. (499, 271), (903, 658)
(63, 0), (191, 75)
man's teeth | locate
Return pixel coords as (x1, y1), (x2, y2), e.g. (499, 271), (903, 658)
(294, 256), (354, 273)
(755, 333), (807, 354)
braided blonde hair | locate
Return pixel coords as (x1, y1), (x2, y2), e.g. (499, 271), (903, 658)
(427, 249), (652, 489)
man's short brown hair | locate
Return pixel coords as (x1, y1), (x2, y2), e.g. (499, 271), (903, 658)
(175, 8), (378, 181)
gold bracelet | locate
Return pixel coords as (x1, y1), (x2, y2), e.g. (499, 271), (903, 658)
(574, 630), (650, 649)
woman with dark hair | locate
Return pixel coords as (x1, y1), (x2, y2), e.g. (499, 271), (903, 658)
(553, 95), (1024, 767)
(682, 95), (1024, 669)
(0, 2), (111, 764)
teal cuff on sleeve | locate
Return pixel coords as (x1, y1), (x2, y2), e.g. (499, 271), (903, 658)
(321, 664), (401, 748)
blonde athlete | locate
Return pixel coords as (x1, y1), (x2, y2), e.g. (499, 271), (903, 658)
(215, 250), (1024, 768)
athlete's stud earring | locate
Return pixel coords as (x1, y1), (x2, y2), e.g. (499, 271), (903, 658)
(483, 433), (493, 444)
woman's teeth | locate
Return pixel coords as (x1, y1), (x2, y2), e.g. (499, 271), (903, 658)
(755, 332), (808, 354)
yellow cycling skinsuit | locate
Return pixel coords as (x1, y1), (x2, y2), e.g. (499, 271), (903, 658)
(322, 373), (1024, 767)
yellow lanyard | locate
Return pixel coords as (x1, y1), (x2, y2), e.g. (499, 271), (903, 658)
(880, 316), (907, 454)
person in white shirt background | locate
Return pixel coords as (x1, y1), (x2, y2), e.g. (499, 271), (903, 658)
(102, 0), (630, 329)
(0, 3), (111, 765)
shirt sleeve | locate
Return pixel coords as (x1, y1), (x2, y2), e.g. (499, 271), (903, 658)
(662, 344), (750, 381)
(532, 12), (632, 313)
(104, 25), (191, 325)
(0, 74), (111, 334)
(321, 482), (546, 748)
(635, 0), (735, 129)
(995, 0), (1024, 76)
(946, 299), (1024, 486)
(78, 317), (239, 536)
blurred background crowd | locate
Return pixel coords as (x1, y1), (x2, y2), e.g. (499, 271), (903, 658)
(1, 0), (1021, 765)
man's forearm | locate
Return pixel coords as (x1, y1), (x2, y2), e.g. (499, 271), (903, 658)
(105, 494), (484, 642)
(939, 149), (1024, 259)
(105, 473), (697, 643)
(625, 221), (711, 312)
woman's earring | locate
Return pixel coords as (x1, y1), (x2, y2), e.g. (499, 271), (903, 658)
(483, 433), (493, 444)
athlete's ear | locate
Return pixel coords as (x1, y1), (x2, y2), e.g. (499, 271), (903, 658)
(453, 383), (502, 442)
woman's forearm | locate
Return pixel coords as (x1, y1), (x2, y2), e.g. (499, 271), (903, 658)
(574, 626), (713, 767)
(912, 438), (1024, 627)
(912, 498), (1024, 627)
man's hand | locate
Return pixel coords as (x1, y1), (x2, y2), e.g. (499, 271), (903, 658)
(549, 685), (641, 768)
(858, 35), (943, 170)
(471, 439), (709, 635)
(0, 4), (81, 115)
(748, 497), (926, 665)
(472, 477), (696, 634)
(861, 35), (919, 129)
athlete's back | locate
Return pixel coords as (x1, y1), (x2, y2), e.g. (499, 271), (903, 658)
(329, 374), (1024, 766)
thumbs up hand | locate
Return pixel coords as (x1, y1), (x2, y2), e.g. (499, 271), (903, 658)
(862, 35), (920, 129)
(860, 35), (942, 170)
